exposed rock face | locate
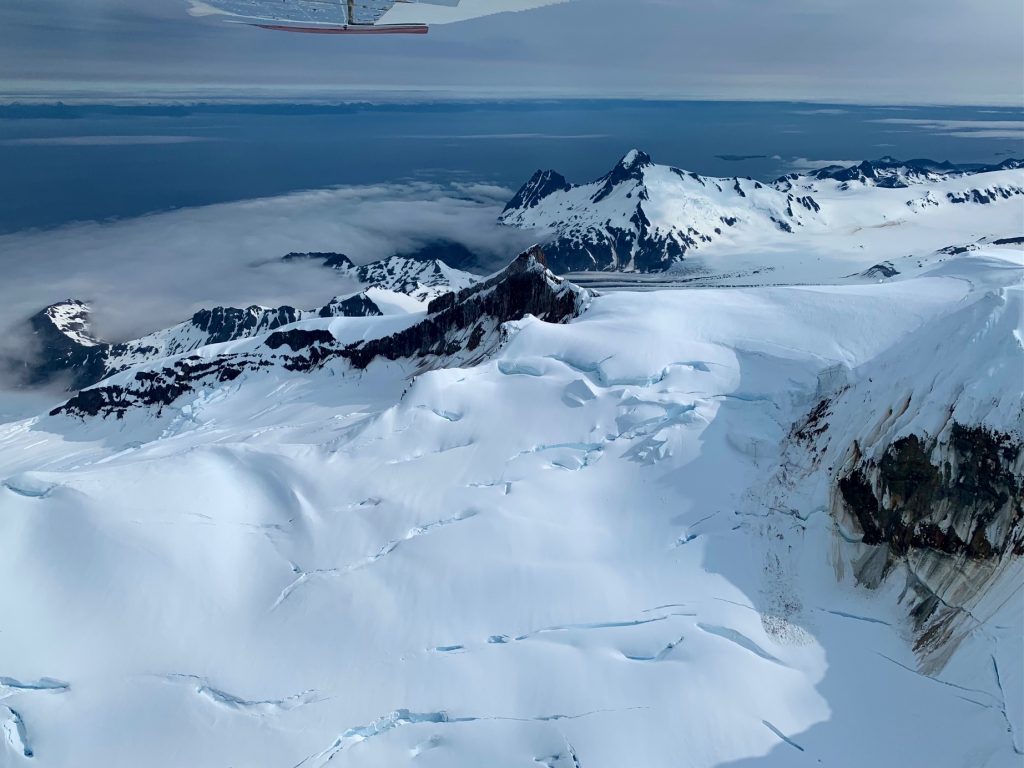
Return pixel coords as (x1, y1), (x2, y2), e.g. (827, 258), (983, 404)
(187, 305), (303, 345)
(854, 262), (900, 280)
(318, 293), (383, 318)
(342, 246), (588, 370)
(837, 425), (1023, 569)
(768, 284), (1024, 669)
(834, 424), (1023, 666)
(52, 248), (591, 420)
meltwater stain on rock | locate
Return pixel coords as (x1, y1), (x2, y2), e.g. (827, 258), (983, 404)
(838, 424), (1023, 572)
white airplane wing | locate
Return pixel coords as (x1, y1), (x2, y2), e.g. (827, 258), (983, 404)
(189, 0), (452, 31)
(190, 0), (560, 32)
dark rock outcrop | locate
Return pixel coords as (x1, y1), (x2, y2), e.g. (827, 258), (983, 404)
(188, 305), (303, 345)
(837, 425), (1023, 571)
(855, 262), (900, 280)
(318, 293), (383, 318)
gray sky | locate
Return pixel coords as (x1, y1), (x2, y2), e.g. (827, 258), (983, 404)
(1, 0), (1022, 105)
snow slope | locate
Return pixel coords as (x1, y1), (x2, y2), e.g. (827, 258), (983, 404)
(0, 241), (1020, 767)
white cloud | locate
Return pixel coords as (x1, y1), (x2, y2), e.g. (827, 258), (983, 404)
(790, 108), (849, 115)
(1, 135), (218, 146)
(0, 181), (540, 344)
(786, 157), (861, 172)
(871, 118), (1024, 140)
(393, 133), (608, 140)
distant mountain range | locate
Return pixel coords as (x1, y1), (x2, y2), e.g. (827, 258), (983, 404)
(499, 151), (1024, 273)
(20, 254), (480, 391)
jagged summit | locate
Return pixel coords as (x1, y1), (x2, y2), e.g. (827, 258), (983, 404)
(502, 170), (572, 213)
(500, 150), (819, 273)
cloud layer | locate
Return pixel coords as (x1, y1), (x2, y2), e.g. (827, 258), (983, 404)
(0, 181), (539, 344)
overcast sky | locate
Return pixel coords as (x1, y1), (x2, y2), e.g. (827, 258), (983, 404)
(1, 0), (1022, 105)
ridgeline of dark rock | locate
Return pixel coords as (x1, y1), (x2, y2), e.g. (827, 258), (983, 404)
(52, 247), (591, 419)
(342, 246), (587, 370)
(23, 249), (485, 393)
(188, 306), (304, 345)
(318, 294), (383, 318)
(853, 262), (900, 280)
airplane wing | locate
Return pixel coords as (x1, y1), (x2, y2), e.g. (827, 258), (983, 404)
(188, 0), (436, 32)
(189, 0), (560, 33)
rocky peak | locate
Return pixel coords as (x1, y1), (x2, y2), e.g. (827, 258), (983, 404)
(502, 170), (572, 212)
(591, 149), (653, 204)
(20, 300), (108, 388)
(38, 300), (100, 347)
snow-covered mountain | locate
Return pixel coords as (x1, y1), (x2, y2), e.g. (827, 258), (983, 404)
(285, 251), (480, 303)
(52, 248), (588, 419)
(1, 239), (1019, 767)
(500, 150), (1024, 274)
(0, 154), (1022, 768)
(18, 253), (481, 391)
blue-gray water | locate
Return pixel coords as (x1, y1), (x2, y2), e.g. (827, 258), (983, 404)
(1, 100), (1020, 233)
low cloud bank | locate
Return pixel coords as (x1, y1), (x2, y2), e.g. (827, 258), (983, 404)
(0, 181), (540, 346)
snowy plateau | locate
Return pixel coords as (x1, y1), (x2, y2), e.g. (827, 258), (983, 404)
(0, 154), (1022, 768)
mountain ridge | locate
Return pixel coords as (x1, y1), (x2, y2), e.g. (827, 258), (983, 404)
(500, 152), (1024, 273)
